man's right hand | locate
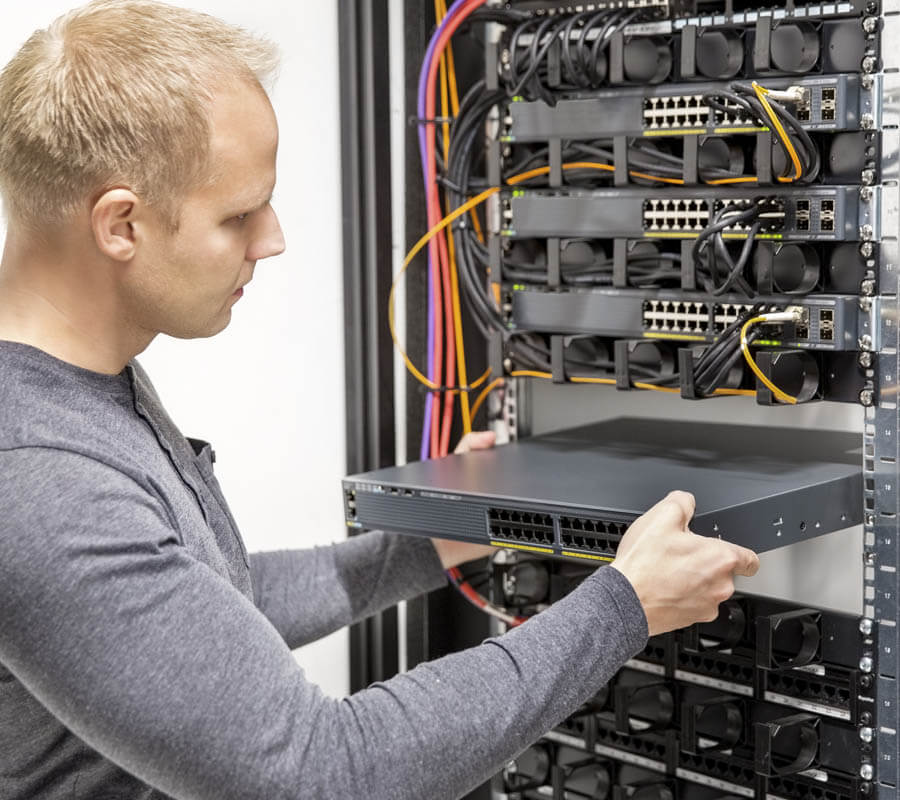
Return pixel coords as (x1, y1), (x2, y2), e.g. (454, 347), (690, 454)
(611, 490), (759, 636)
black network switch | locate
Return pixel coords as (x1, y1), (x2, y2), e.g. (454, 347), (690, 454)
(343, 418), (861, 558)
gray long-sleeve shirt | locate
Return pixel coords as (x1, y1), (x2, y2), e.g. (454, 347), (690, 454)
(0, 340), (648, 800)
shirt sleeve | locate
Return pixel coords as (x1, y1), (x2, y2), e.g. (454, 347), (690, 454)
(249, 532), (447, 649)
(0, 448), (648, 800)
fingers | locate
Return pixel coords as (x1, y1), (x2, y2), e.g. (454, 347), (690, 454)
(730, 544), (760, 577)
(643, 490), (696, 531)
(454, 430), (496, 454)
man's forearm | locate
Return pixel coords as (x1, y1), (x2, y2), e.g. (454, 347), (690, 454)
(249, 531), (447, 649)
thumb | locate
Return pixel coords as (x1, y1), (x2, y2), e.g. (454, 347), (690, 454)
(644, 490), (695, 531)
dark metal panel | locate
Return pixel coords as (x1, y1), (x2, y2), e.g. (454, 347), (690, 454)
(339, 0), (398, 692)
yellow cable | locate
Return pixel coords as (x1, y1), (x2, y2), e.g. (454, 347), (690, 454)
(390, 186), (499, 389)
(391, 161), (783, 392)
(707, 176), (759, 185)
(510, 369), (553, 379)
(752, 82), (802, 183)
(633, 381), (682, 394)
(569, 376), (617, 386)
(471, 377), (506, 420)
(740, 316), (797, 404)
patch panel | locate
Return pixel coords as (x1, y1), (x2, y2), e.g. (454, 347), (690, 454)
(504, 188), (856, 241)
(504, 75), (859, 143)
(513, 288), (860, 351)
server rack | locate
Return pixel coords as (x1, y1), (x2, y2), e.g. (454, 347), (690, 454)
(340, 2), (900, 798)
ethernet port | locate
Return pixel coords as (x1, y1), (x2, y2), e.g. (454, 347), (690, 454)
(795, 323), (809, 340)
(820, 217), (834, 231)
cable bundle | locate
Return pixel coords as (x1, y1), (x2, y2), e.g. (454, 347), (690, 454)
(505, 10), (638, 101)
(703, 82), (820, 183)
(691, 304), (765, 396)
(692, 200), (783, 298)
(416, 0), (488, 461)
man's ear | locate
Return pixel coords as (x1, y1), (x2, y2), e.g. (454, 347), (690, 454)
(91, 188), (142, 261)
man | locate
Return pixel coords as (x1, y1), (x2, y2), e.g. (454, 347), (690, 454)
(0, 2), (759, 799)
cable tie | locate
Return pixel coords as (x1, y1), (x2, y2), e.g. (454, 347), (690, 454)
(410, 114), (454, 127)
(419, 383), (481, 395)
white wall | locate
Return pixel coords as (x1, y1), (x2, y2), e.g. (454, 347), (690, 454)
(0, 2), (349, 697)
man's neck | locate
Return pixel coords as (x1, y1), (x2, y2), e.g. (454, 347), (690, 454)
(0, 232), (153, 374)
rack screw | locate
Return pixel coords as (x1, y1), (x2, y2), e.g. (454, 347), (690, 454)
(860, 186), (873, 201)
(861, 712), (874, 726)
(863, 17), (878, 33)
(859, 297), (873, 313)
(860, 655), (874, 673)
(861, 278), (876, 296)
(866, 515), (876, 528)
(860, 335), (873, 351)
(860, 617), (875, 635)
(859, 350), (873, 367)
(860, 241), (875, 258)
(862, 74), (874, 90)
(863, 56), (878, 73)
(860, 388), (875, 406)
(861, 113), (875, 129)
(862, 169), (876, 185)
(864, 550), (876, 565)
(861, 763), (875, 781)
(860, 224), (875, 240)
(860, 726), (875, 743)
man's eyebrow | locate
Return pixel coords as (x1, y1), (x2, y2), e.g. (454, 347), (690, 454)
(231, 190), (274, 215)
(248, 191), (275, 213)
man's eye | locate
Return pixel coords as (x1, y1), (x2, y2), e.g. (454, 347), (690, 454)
(233, 213), (250, 222)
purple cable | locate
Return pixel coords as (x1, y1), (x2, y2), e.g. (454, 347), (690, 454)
(417, 0), (472, 461)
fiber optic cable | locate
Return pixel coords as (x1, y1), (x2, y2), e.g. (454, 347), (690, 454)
(740, 314), (800, 404)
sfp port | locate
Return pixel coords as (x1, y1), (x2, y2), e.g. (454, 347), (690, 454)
(819, 309), (834, 323)
(821, 87), (836, 121)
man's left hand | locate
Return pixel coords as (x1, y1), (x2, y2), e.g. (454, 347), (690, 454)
(430, 431), (497, 569)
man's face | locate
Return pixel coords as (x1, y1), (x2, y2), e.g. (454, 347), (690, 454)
(126, 82), (285, 340)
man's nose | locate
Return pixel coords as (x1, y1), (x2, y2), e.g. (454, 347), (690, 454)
(249, 205), (286, 261)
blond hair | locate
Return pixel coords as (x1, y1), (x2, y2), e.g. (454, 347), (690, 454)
(0, 0), (279, 230)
